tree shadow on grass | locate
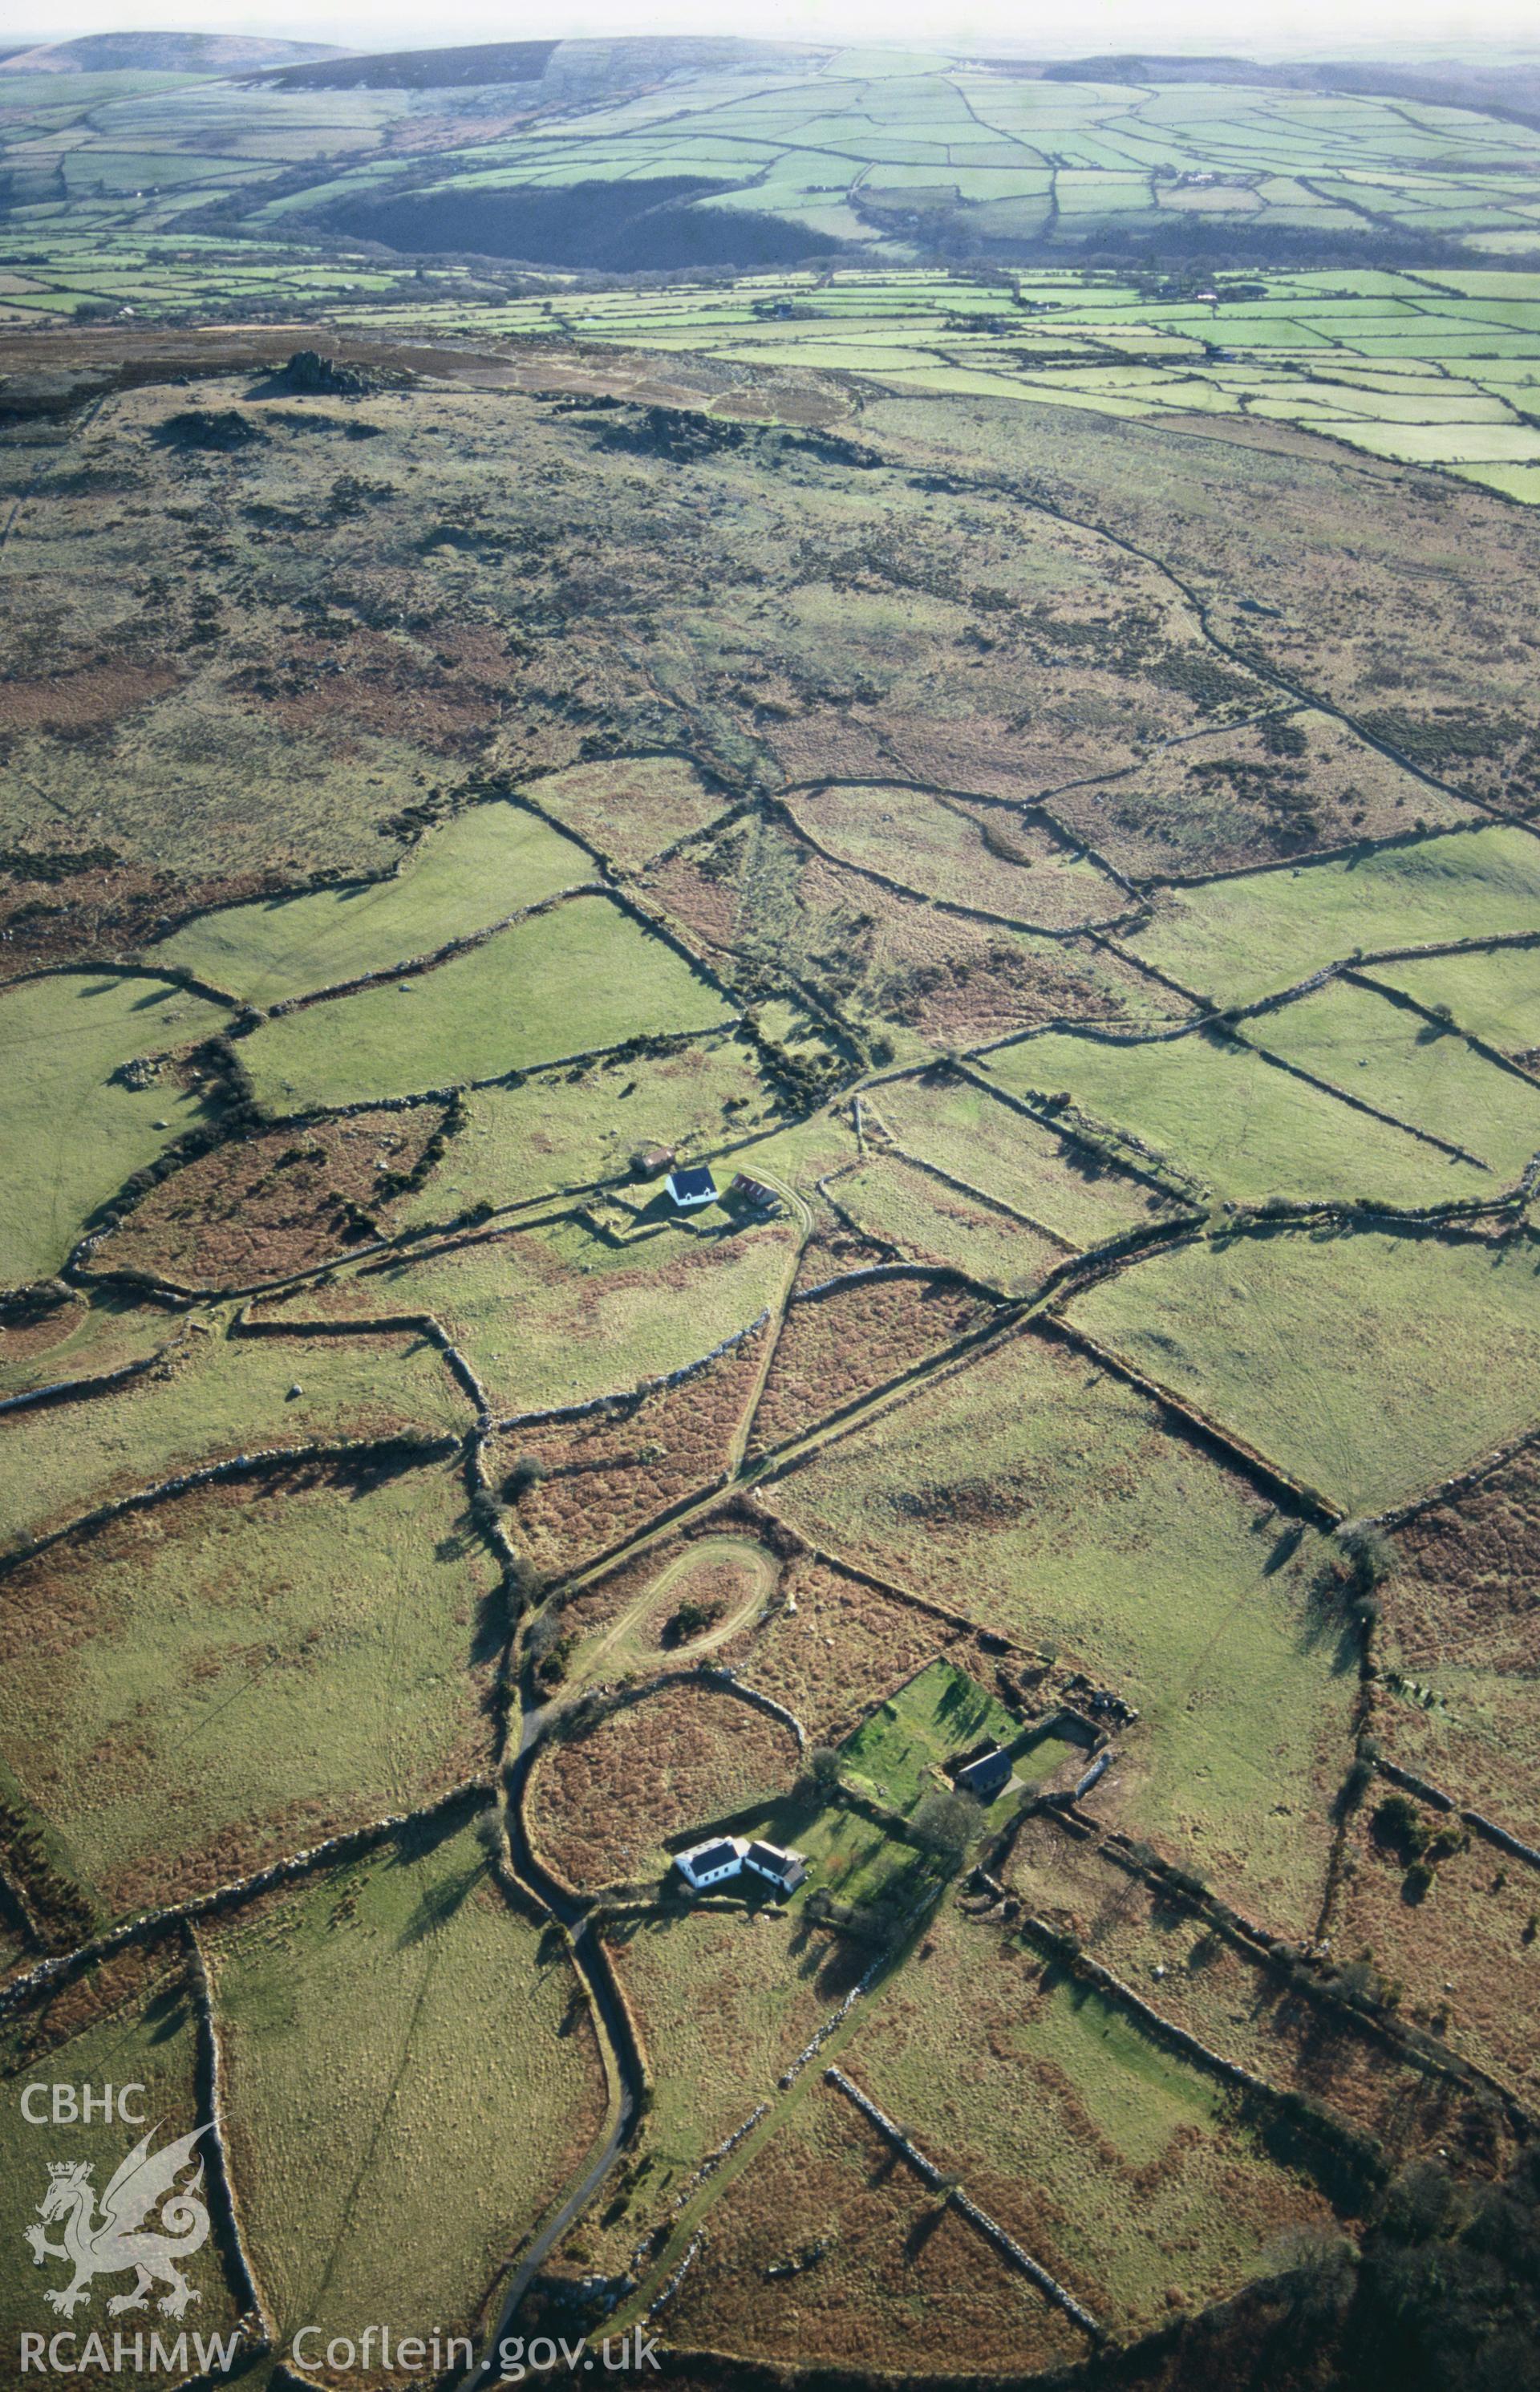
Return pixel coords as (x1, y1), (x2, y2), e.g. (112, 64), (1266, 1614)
(398, 1857), (484, 1945)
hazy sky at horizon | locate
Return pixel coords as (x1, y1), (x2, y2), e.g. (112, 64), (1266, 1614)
(7, 0), (1537, 62)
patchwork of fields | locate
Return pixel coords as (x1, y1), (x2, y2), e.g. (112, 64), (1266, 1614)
(5, 39), (1540, 2386)
(509, 264), (1540, 503)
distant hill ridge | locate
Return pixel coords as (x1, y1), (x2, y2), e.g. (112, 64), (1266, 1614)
(1039, 48), (1540, 126)
(255, 33), (825, 91)
(258, 39), (557, 91)
(0, 30), (338, 74)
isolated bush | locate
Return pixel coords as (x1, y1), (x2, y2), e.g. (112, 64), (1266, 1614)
(503, 1453), (545, 1502)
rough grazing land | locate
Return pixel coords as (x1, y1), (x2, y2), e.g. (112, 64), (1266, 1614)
(1334, 1798), (1540, 2106)
(92, 1101), (451, 1287)
(492, 1329), (769, 1579)
(748, 1273), (1000, 1455)
(829, 1153), (1064, 1291)
(643, 818), (1176, 1060)
(732, 1549), (967, 1745)
(596, 1908), (863, 2259)
(663, 2090), (1088, 2374)
(0, 1315), (469, 1553)
(529, 1681), (800, 1890)
(395, 1032), (780, 1222)
(6, 212), (1540, 2379)
(845, 1901), (1343, 2337)
(262, 1203), (797, 1419)
(1376, 1449), (1540, 1843)
(1005, 1814), (1480, 2170)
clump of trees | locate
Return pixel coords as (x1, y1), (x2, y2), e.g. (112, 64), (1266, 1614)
(909, 1787), (980, 1861)
(661, 1595), (723, 1647)
(1315, 1518), (1399, 1636)
(0, 1799), (95, 1947)
(1372, 1790), (1466, 1899)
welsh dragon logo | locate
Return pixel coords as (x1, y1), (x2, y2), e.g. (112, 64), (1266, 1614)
(25, 2123), (211, 2321)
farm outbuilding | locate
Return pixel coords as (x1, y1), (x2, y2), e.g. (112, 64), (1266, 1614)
(956, 1745), (1011, 1802)
(743, 1839), (808, 1895)
(730, 1173), (780, 1214)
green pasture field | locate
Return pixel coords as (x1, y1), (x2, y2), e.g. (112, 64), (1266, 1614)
(1069, 1222), (1540, 1512)
(18, 62), (1540, 408)
(149, 802), (591, 1007)
(1125, 828), (1540, 1007)
(1328, 422), (1540, 464)
(848, 1903), (1343, 2337)
(1367, 946), (1540, 1058)
(770, 1328), (1352, 1932)
(239, 896), (734, 1113)
(839, 1656), (1060, 1817)
(786, 785), (1128, 930)
(1248, 977), (1540, 1179)
(0, 1450), (500, 1917)
(0, 970), (231, 1289)
(398, 1032), (782, 1226)
(829, 1153), (1063, 1293)
(867, 1070), (1185, 1246)
(981, 1025), (1488, 1210)
(0, 1314), (470, 1553)
(271, 1202), (797, 1418)
(760, 1787), (932, 1917)
(0, 1955), (245, 2378)
(525, 756), (732, 871)
(1457, 461), (1540, 501)
(207, 1814), (610, 2359)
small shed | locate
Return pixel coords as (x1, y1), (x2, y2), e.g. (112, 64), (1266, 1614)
(675, 1836), (745, 1890)
(742, 1839), (808, 1895)
(665, 1165), (719, 1210)
(956, 1745), (1011, 1802)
